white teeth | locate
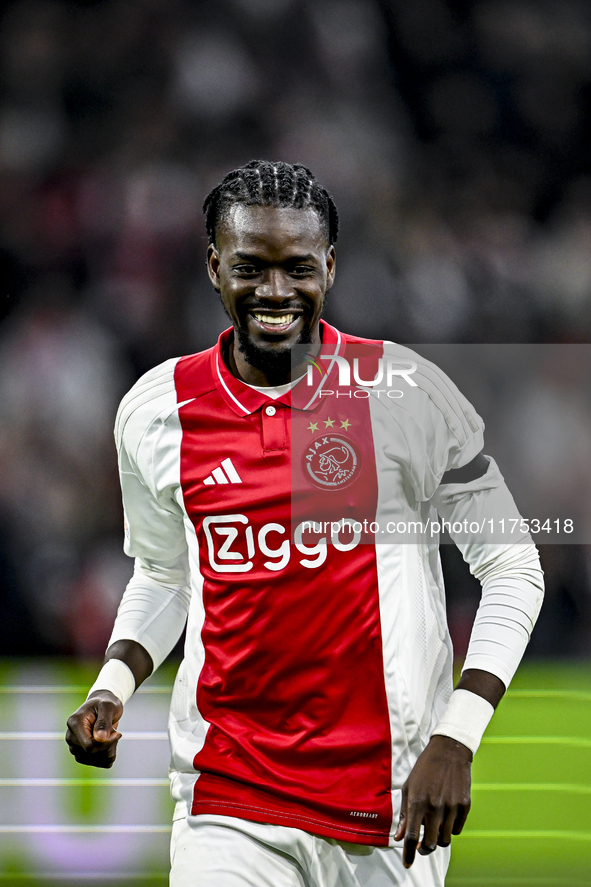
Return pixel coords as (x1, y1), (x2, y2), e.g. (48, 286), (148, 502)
(253, 313), (295, 325)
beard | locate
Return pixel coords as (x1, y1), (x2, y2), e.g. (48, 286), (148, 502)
(235, 322), (314, 382)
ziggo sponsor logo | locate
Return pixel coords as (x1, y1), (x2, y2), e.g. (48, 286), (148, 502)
(202, 514), (361, 573)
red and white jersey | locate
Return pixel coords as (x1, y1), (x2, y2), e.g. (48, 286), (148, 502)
(115, 321), (485, 847)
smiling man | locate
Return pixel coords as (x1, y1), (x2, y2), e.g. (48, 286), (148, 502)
(66, 160), (544, 887)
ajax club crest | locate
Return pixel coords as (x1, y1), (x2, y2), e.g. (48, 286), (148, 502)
(303, 434), (361, 489)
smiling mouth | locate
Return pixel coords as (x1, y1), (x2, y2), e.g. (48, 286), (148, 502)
(251, 312), (298, 331)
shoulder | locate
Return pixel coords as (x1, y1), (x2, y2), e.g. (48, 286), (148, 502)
(357, 339), (485, 494)
(379, 340), (483, 447)
(337, 327), (483, 445)
(115, 346), (219, 460)
(115, 357), (181, 454)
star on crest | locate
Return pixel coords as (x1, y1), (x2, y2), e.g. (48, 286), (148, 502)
(307, 422), (319, 433)
(340, 419), (351, 430)
(324, 417), (335, 428)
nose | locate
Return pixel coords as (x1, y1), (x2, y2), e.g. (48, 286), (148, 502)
(254, 269), (294, 303)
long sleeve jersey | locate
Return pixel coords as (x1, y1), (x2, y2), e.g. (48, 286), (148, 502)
(111, 321), (543, 846)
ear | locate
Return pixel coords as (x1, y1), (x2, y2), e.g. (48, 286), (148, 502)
(207, 244), (221, 292)
(325, 246), (336, 290)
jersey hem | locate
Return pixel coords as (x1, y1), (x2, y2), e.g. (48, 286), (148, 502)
(190, 799), (390, 847)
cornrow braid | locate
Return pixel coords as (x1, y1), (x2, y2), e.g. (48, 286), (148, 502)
(203, 160), (339, 246)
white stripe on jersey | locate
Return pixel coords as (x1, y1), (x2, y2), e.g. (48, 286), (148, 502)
(221, 458), (242, 482)
(215, 353), (250, 414)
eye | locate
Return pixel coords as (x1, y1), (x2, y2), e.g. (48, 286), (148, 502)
(291, 265), (314, 276)
(233, 264), (259, 276)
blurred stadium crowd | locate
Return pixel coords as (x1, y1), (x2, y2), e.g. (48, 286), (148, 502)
(0, 0), (590, 659)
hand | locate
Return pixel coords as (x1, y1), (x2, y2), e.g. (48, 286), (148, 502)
(394, 734), (472, 868)
(65, 691), (124, 769)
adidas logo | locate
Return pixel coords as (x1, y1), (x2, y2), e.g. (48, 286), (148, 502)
(203, 458), (242, 485)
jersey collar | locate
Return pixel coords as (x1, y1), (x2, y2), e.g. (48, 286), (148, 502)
(211, 321), (344, 415)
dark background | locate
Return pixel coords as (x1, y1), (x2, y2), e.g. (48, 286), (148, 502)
(0, 0), (589, 660)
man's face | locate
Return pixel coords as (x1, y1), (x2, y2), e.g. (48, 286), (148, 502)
(207, 204), (336, 384)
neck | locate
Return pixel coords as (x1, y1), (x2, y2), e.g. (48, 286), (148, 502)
(229, 347), (311, 387)
(228, 327), (322, 386)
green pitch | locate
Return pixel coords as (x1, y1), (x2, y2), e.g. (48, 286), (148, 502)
(447, 662), (591, 886)
(0, 659), (589, 886)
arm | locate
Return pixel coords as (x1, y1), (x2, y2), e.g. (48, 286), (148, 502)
(66, 369), (191, 767)
(395, 455), (544, 867)
(65, 565), (191, 767)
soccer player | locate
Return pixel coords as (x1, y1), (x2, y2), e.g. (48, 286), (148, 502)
(66, 160), (544, 886)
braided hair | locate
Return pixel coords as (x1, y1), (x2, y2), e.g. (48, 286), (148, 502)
(203, 160), (339, 247)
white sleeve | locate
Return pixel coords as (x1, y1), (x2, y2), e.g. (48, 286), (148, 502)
(108, 362), (191, 672)
(107, 561), (191, 672)
(431, 457), (544, 688)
